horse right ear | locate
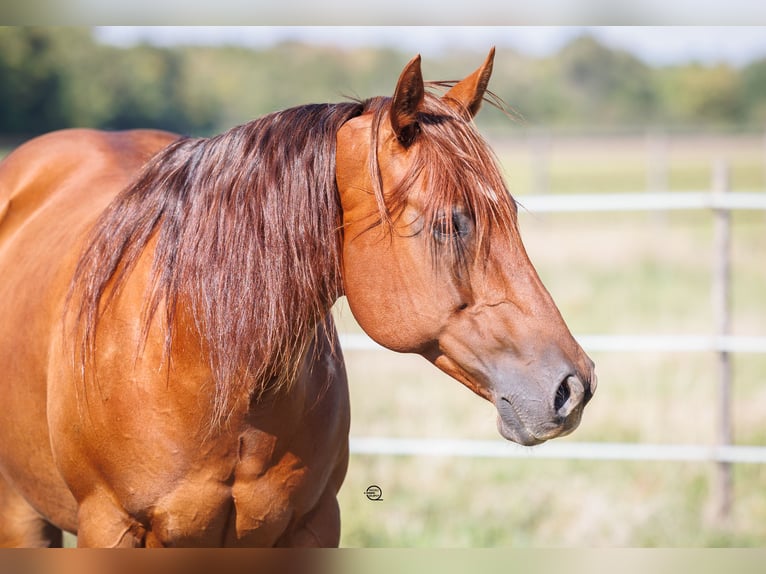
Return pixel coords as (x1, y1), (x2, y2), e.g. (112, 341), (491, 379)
(390, 54), (425, 148)
(443, 47), (495, 119)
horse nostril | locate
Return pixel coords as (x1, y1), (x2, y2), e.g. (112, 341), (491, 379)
(554, 379), (571, 412)
(554, 375), (586, 419)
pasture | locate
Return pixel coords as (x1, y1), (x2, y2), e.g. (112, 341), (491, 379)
(335, 132), (766, 547)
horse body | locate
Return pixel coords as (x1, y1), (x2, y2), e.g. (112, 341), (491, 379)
(0, 50), (596, 547)
(0, 129), (349, 546)
(0, 128), (177, 543)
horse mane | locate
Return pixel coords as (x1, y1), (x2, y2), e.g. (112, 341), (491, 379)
(69, 86), (516, 432)
(70, 102), (365, 429)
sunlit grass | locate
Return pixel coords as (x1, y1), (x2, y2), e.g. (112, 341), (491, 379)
(339, 456), (766, 547)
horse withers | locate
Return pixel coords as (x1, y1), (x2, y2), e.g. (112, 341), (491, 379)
(0, 49), (595, 547)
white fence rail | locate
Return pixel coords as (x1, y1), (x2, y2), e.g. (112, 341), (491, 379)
(517, 190), (766, 213)
(349, 438), (766, 465)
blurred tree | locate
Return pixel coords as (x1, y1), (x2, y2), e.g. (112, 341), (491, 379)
(0, 27), (85, 133)
(0, 27), (221, 136)
(96, 44), (219, 133)
(555, 35), (659, 126)
(0, 28), (762, 137)
(656, 63), (746, 128)
(741, 58), (766, 125)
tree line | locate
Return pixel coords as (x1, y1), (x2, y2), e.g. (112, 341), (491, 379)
(1, 27), (765, 139)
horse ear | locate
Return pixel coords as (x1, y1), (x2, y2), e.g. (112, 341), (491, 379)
(443, 47), (495, 118)
(390, 54), (425, 147)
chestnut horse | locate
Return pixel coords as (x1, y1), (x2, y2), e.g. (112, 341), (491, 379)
(0, 49), (595, 547)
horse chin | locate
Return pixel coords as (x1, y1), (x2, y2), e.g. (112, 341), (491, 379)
(495, 415), (546, 447)
(493, 394), (583, 447)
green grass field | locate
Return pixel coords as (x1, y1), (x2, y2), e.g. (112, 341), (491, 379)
(336, 133), (766, 547)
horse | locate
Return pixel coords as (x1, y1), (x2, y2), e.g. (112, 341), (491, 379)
(0, 49), (596, 547)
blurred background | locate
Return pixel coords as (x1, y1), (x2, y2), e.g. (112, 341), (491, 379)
(2, 26), (766, 138)
(1, 26), (764, 547)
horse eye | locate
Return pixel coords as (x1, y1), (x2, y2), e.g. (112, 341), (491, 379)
(433, 210), (472, 242)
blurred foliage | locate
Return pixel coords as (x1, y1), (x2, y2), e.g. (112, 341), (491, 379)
(1, 27), (765, 138)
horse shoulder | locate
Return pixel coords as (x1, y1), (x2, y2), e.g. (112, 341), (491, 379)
(229, 321), (351, 546)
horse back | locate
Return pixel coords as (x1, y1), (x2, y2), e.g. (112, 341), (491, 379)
(0, 128), (178, 238)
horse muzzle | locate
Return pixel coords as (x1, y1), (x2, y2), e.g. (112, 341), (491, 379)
(493, 371), (597, 446)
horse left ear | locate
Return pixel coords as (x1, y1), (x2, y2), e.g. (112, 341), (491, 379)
(390, 54), (425, 147)
(443, 47), (495, 118)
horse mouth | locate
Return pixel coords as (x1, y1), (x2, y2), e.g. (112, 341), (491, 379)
(496, 415), (546, 446)
(495, 396), (579, 447)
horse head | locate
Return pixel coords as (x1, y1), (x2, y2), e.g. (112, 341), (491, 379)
(336, 49), (596, 446)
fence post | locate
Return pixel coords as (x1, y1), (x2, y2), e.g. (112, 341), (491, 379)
(646, 128), (668, 194)
(646, 128), (668, 225)
(712, 159), (733, 523)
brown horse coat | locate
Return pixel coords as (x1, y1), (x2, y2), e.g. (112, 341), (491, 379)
(0, 50), (594, 547)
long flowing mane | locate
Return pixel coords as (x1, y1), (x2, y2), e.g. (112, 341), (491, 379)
(70, 102), (364, 428)
(69, 88), (516, 430)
